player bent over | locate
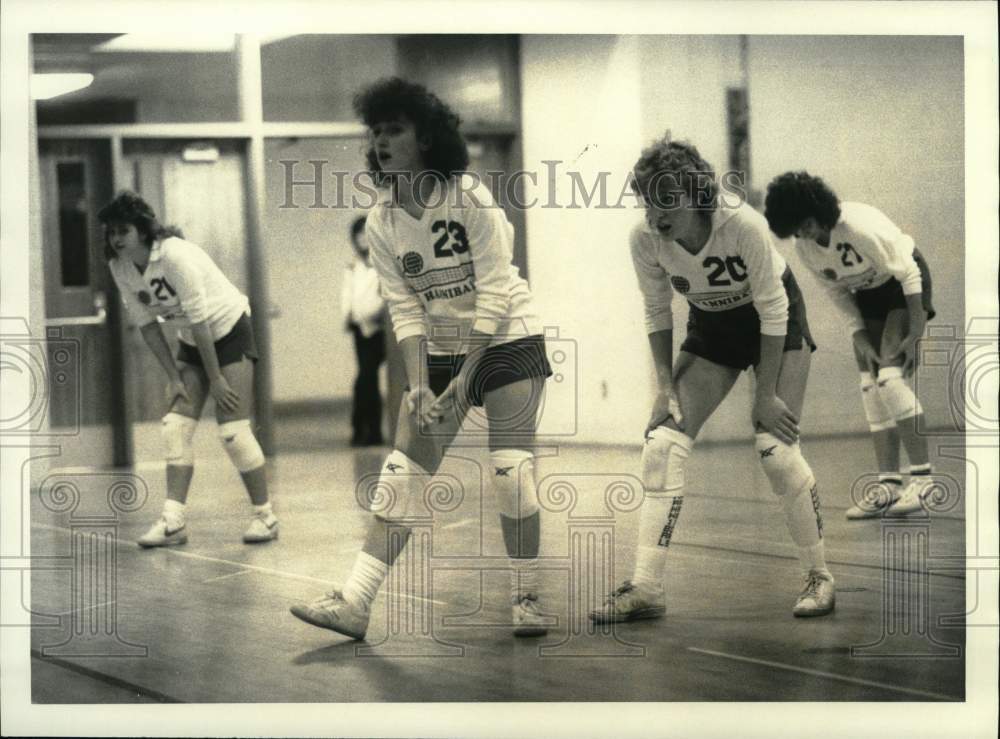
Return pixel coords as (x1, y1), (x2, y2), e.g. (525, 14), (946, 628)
(290, 78), (552, 640)
(764, 172), (937, 519)
(591, 138), (834, 624)
(99, 192), (277, 547)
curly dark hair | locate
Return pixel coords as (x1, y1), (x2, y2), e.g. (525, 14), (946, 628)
(96, 191), (183, 261)
(353, 77), (469, 185)
(764, 172), (841, 239)
(630, 135), (718, 212)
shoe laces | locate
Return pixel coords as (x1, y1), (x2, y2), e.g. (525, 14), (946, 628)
(801, 574), (822, 599)
(606, 581), (636, 603)
(517, 593), (541, 612)
(315, 590), (345, 610)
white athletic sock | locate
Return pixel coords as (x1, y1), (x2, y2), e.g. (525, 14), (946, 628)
(252, 501), (274, 519)
(162, 499), (186, 528)
(342, 552), (389, 608)
(632, 494), (683, 591)
(511, 557), (539, 600)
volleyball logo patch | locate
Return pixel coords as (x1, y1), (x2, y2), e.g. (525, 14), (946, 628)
(402, 252), (424, 275)
(670, 275), (691, 294)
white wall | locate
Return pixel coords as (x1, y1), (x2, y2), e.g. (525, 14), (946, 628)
(749, 35), (964, 434)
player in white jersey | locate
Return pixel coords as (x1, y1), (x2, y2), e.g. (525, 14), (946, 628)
(98, 192), (278, 548)
(765, 172), (937, 518)
(590, 138), (835, 623)
(291, 78), (552, 640)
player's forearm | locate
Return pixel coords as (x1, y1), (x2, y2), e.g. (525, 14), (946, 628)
(190, 321), (223, 381)
(755, 334), (785, 399)
(904, 293), (926, 339)
(140, 322), (182, 382)
(647, 329), (674, 388)
(398, 335), (426, 389)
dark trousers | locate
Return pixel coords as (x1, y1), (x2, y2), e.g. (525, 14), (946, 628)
(350, 325), (386, 444)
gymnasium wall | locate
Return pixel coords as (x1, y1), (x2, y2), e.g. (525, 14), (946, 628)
(748, 35), (964, 436)
(521, 35), (964, 445)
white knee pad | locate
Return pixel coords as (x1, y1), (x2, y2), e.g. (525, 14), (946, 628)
(162, 412), (197, 466)
(369, 449), (430, 522)
(859, 372), (895, 432)
(217, 419), (265, 473)
(641, 426), (694, 494)
(490, 449), (539, 519)
(755, 432), (814, 497)
(877, 367), (923, 420)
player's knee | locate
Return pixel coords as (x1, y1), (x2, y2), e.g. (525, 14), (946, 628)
(161, 412), (197, 466)
(755, 432), (814, 497)
(877, 367), (923, 420)
(217, 419), (265, 473)
(490, 449), (539, 519)
(859, 372), (896, 432)
(369, 449), (430, 523)
(641, 426), (694, 493)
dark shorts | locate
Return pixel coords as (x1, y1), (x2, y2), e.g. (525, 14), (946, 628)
(680, 269), (817, 371)
(854, 248), (936, 323)
(177, 313), (258, 368)
(419, 335), (553, 407)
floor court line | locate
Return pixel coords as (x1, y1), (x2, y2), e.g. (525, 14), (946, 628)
(687, 647), (960, 701)
(32, 521), (447, 606)
(202, 569), (256, 584)
(53, 600), (117, 618)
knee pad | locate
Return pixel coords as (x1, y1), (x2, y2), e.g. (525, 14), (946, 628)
(877, 367), (923, 420)
(369, 449), (430, 522)
(162, 412), (197, 466)
(641, 426), (694, 494)
(755, 432), (814, 497)
(490, 449), (539, 519)
(217, 419), (265, 472)
(859, 372), (895, 432)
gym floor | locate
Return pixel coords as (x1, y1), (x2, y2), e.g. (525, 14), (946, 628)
(29, 420), (966, 703)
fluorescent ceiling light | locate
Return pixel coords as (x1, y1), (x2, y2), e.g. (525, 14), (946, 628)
(94, 33), (294, 53)
(31, 73), (94, 100)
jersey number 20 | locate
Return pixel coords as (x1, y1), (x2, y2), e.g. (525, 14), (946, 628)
(432, 220), (470, 257)
(703, 256), (748, 286)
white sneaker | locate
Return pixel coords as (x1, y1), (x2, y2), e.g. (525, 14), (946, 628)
(137, 518), (188, 548)
(243, 513), (279, 543)
(289, 590), (370, 640)
(512, 593), (549, 637)
(588, 581), (666, 624)
(845, 481), (900, 520)
(793, 570), (836, 617)
(886, 477), (936, 517)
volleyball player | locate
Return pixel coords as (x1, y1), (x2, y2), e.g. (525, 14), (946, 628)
(764, 172), (937, 518)
(99, 192), (277, 547)
(591, 138), (835, 623)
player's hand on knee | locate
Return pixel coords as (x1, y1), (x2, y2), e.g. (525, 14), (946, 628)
(853, 333), (881, 376)
(407, 384), (439, 427)
(209, 374), (240, 414)
(165, 377), (191, 408)
(646, 387), (684, 436)
(753, 394), (799, 445)
(883, 335), (918, 377)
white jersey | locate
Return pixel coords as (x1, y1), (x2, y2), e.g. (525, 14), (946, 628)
(630, 199), (790, 336)
(109, 236), (250, 346)
(794, 201), (921, 333)
(366, 174), (542, 355)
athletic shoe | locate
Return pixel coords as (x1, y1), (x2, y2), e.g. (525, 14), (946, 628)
(512, 593), (548, 637)
(845, 481), (900, 520)
(289, 590), (370, 640)
(243, 513), (279, 543)
(137, 518), (188, 548)
(793, 570), (836, 617)
(886, 477), (936, 517)
(588, 581), (665, 624)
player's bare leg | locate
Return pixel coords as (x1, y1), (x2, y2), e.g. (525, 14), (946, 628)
(591, 351), (739, 623)
(215, 357), (277, 543)
(878, 308), (934, 515)
(291, 394), (461, 639)
(484, 376), (549, 636)
(763, 347), (834, 616)
(847, 317), (904, 518)
(138, 362), (207, 548)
